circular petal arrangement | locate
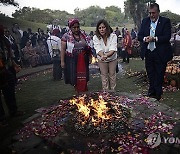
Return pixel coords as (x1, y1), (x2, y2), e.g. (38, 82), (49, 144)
(16, 92), (179, 153)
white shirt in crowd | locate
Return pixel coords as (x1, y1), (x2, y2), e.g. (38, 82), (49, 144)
(46, 24), (61, 33)
(46, 35), (61, 58)
(93, 33), (117, 62)
(175, 34), (180, 40)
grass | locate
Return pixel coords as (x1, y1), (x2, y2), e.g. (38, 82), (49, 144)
(0, 14), (47, 32)
(0, 14), (135, 34)
(0, 59), (179, 153)
(81, 24), (135, 33)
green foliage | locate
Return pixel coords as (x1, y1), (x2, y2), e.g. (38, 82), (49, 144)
(12, 5), (125, 27)
(12, 7), (72, 25)
(0, 14), (47, 32)
(75, 5), (124, 27)
(0, 0), (18, 6)
(160, 11), (180, 24)
(74, 6), (106, 27)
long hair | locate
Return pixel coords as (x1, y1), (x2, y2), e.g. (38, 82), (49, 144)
(95, 19), (113, 39)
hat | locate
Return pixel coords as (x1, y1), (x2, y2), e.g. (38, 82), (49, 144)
(68, 18), (79, 28)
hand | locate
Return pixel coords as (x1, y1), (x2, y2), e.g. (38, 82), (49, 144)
(101, 54), (107, 61)
(145, 36), (151, 42)
(61, 61), (65, 68)
(14, 65), (21, 73)
(149, 36), (155, 42)
(145, 36), (154, 42)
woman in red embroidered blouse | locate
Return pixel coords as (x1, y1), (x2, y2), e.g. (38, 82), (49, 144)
(61, 18), (92, 94)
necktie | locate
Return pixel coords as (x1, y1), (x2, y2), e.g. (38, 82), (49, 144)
(148, 22), (156, 51)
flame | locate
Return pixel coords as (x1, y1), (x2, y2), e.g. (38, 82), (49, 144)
(91, 57), (98, 64)
(69, 95), (111, 126)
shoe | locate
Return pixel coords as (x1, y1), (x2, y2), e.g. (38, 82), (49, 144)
(0, 120), (8, 127)
(143, 93), (155, 97)
(155, 95), (161, 101)
(11, 111), (25, 117)
(148, 93), (156, 98)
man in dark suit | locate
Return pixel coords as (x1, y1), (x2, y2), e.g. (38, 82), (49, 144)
(138, 3), (173, 101)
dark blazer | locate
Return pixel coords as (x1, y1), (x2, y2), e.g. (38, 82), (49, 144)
(138, 16), (173, 63)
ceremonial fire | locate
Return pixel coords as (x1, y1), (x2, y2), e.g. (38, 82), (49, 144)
(70, 95), (111, 126)
(91, 56), (98, 64)
(68, 93), (131, 135)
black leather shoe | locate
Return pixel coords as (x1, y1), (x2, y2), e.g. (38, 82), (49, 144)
(155, 95), (161, 101)
(147, 93), (156, 98)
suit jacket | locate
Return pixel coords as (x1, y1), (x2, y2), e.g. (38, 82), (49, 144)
(138, 16), (173, 63)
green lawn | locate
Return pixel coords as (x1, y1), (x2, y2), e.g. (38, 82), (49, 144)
(0, 14), (47, 32)
(0, 58), (179, 153)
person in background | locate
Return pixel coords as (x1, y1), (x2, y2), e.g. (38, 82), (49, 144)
(36, 39), (51, 65)
(122, 25), (126, 38)
(47, 29), (62, 80)
(4, 27), (21, 66)
(114, 27), (121, 37)
(93, 19), (117, 92)
(117, 35), (123, 58)
(131, 28), (137, 40)
(0, 25), (24, 127)
(20, 31), (29, 49)
(12, 23), (23, 62)
(122, 29), (132, 63)
(61, 18), (92, 94)
(22, 39), (41, 67)
(138, 3), (173, 101)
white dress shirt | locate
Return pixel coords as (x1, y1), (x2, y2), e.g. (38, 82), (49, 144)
(93, 33), (117, 62)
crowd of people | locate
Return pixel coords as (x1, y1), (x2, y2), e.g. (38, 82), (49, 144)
(114, 26), (140, 63)
(0, 2), (175, 127)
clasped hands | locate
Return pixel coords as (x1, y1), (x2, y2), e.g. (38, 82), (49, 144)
(145, 36), (155, 43)
(101, 54), (108, 61)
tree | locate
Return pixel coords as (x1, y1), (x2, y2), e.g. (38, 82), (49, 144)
(124, 0), (156, 29)
(12, 7), (72, 25)
(160, 11), (180, 25)
(0, 0), (18, 6)
(12, 5), (125, 27)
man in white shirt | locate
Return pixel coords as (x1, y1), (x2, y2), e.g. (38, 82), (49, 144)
(47, 29), (62, 80)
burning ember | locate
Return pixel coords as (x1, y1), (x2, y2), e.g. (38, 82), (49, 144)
(67, 93), (131, 135)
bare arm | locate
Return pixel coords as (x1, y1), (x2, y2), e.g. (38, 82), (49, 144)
(105, 50), (115, 57)
(61, 41), (66, 68)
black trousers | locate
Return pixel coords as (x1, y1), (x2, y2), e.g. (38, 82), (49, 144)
(0, 71), (17, 120)
(53, 56), (62, 80)
(122, 49), (130, 63)
(145, 50), (167, 96)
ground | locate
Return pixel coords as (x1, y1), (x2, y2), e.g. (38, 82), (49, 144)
(0, 59), (179, 153)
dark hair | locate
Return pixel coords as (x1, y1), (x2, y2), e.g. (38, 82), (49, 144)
(149, 3), (160, 12)
(95, 19), (113, 39)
